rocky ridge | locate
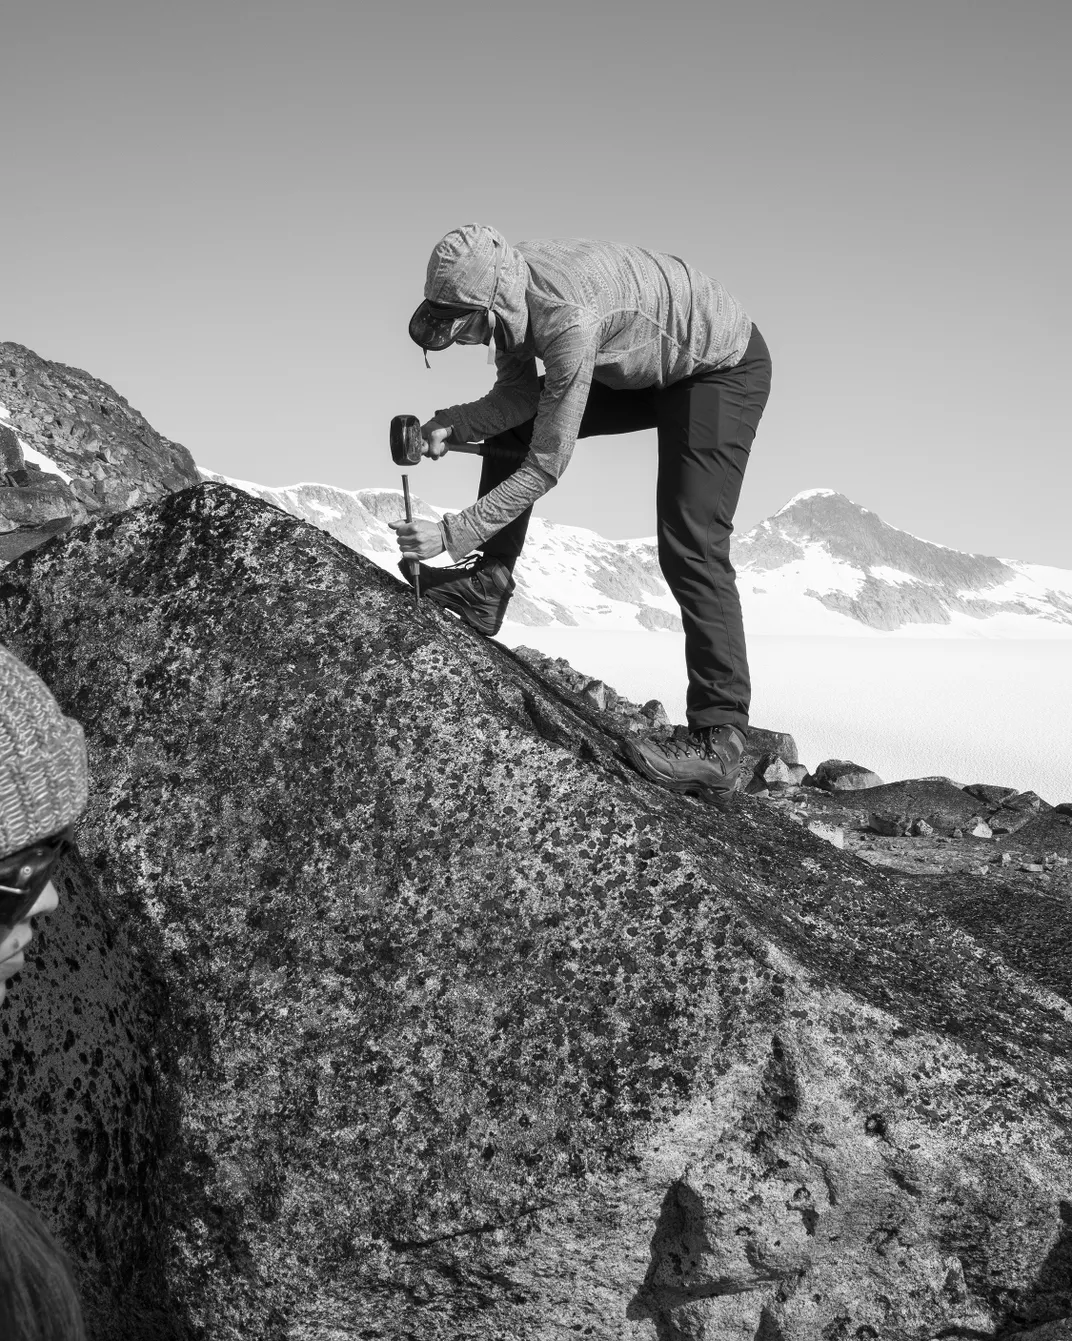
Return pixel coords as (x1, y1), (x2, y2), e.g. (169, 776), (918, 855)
(0, 483), (1070, 1340)
(0, 341), (199, 561)
(515, 646), (1072, 883)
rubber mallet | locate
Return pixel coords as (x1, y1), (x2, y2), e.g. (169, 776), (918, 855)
(389, 414), (527, 467)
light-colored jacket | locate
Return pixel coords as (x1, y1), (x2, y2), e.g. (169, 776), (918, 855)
(428, 225), (751, 560)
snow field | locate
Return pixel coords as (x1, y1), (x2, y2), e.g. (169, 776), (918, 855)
(495, 625), (1072, 804)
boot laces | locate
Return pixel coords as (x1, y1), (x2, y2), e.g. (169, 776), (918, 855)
(661, 728), (718, 760)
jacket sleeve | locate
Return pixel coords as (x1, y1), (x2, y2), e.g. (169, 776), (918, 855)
(439, 458), (557, 561)
(438, 326), (598, 560)
(435, 346), (542, 445)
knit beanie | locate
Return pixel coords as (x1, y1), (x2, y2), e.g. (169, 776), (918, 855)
(0, 645), (88, 857)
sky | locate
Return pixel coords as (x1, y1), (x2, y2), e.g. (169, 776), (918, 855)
(2, 0), (1070, 565)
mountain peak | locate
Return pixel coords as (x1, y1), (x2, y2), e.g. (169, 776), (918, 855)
(732, 489), (1072, 633)
(737, 490), (1010, 585)
(774, 487), (842, 514)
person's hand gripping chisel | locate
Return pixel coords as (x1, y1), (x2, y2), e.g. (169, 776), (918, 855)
(388, 419), (450, 563)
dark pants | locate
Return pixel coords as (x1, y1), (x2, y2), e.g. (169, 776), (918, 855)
(478, 326), (772, 733)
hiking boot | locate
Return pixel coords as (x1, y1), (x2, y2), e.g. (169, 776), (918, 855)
(623, 724), (746, 808)
(398, 554), (516, 636)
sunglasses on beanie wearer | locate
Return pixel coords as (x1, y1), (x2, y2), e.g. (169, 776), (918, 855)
(0, 825), (73, 942)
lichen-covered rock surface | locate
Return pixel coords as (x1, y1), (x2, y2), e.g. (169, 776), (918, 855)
(0, 484), (1070, 1341)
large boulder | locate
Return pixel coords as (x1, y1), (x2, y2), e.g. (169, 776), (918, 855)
(0, 484), (1070, 1341)
(0, 420), (77, 559)
(0, 478), (75, 528)
(996, 810), (1072, 860)
(744, 727), (799, 766)
(849, 779), (997, 835)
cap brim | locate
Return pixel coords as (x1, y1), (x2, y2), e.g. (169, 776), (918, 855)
(408, 300), (485, 352)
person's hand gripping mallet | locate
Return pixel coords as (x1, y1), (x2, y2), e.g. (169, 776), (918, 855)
(389, 417), (449, 595)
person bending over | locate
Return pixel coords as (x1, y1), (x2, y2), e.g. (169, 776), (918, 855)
(391, 225), (772, 806)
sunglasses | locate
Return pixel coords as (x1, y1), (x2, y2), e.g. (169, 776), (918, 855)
(0, 825), (73, 941)
(408, 300), (489, 353)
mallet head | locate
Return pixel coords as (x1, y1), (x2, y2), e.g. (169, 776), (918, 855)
(390, 414), (423, 467)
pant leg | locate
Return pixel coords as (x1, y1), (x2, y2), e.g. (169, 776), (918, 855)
(654, 326), (772, 733)
(478, 381), (657, 568)
(477, 421), (536, 569)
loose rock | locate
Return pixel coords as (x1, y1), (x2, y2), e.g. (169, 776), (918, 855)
(641, 698), (670, 729)
(744, 726), (799, 764)
(753, 753), (793, 788)
(0, 423), (25, 471)
(807, 819), (845, 848)
(964, 783), (1019, 807)
(868, 811), (910, 837)
(582, 678), (608, 711)
(1003, 790), (1052, 814)
(810, 758), (884, 791)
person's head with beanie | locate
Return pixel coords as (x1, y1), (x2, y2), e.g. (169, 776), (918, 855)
(0, 644), (88, 1007)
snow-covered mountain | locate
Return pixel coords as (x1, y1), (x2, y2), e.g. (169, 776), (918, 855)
(734, 488), (1072, 637)
(199, 473), (1072, 638)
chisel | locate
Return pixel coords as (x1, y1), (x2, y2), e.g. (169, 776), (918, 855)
(401, 473), (420, 606)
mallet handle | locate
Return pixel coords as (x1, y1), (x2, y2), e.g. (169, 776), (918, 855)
(448, 441), (528, 462)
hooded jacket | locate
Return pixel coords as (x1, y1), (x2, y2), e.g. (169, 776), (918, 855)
(426, 225), (752, 561)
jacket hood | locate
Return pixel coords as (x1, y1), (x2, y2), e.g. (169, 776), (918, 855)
(424, 224), (529, 351)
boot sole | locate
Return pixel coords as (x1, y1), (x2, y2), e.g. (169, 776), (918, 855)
(621, 740), (738, 810)
(424, 589), (507, 638)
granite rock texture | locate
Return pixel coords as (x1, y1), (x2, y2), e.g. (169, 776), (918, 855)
(0, 483), (1070, 1341)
